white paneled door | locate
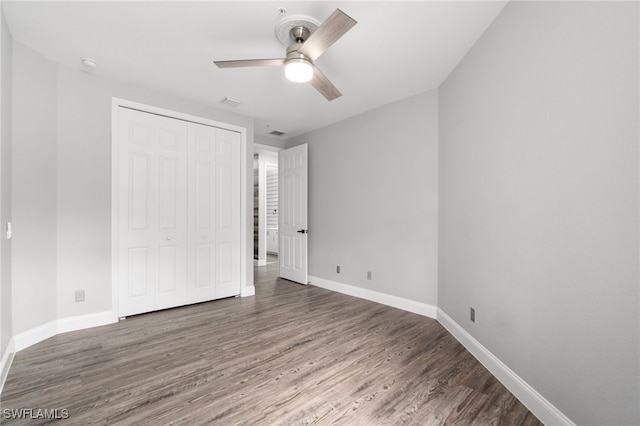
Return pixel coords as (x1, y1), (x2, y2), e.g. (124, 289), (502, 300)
(117, 108), (188, 316)
(187, 123), (241, 303)
(213, 128), (242, 297)
(117, 107), (241, 317)
(279, 144), (308, 284)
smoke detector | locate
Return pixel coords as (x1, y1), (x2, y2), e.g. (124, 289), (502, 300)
(80, 58), (98, 70)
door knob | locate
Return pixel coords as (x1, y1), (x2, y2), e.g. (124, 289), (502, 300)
(166, 236), (172, 241)
(296, 229), (308, 234)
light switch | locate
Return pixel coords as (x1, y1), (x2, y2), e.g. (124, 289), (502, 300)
(6, 221), (11, 240)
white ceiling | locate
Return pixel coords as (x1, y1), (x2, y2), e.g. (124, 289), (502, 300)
(2, 1), (507, 140)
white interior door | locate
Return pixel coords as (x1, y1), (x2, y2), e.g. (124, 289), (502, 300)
(279, 144), (308, 284)
(117, 107), (188, 316)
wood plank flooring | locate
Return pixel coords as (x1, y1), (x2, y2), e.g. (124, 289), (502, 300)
(1, 263), (542, 425)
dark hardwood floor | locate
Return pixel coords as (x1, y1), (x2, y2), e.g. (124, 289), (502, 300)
(1, 263), (541, 425)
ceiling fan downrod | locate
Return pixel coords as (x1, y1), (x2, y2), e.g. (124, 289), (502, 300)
(290, 26), (310, 44)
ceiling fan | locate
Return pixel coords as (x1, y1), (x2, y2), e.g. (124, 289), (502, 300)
(214, 9), (357, 101)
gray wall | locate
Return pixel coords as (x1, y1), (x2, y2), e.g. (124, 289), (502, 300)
(438, 2), (639, 425)
(10, 41), (255, 333)
(255, 134), (286, 149)
(287, 90), (439, 305)
(5, 2), (638, 423)
(0, 9), (13, 357)
(12, 41), (58, 334)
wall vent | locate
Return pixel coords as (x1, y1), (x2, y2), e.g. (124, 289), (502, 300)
(269, 130), (286, 136)
(219, 97), (242, 107)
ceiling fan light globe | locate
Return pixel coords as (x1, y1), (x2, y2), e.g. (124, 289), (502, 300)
(285, 59), (314, 83)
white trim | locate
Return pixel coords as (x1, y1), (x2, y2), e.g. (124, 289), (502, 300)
(0, 337), (15, 395)
(14, 320), (58, 352)
(56, 310), (117, 335)
(111, 98), (251, 317)
(241, 285), (255, 297)
(257, 155), (267, 266)
(437, 309), (575, 426)
(112, 98), (248, 134)
(254, 143), (283, 153)
(239, 110), (250, 301)
(111, 99), (120, 322)
(307, 276), (573, 424)
(254, 259), (267, 267)
(14, 311), (118, 352)
(309, 275), (438, 319)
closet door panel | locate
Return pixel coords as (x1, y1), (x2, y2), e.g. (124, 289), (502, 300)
(118, 108), (188, 316)
(187, 123), (217, 302)
(155, 125), (188, 309)
(126, 246), (155, 310)
(215, 128), (241, 298)
(129, 153), (151, 230)
(195, 243), (212, 288)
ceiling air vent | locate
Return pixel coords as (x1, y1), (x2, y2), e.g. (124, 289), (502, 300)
(269, 130), (287, 136)
(219, 97), (242, 107)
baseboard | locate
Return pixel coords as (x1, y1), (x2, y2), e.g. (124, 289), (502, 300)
(14, 320), (58, 352)
(14, 311), (117, 352)
(306, 276), (573, 425)
(308, 275), (437, 319)
(241, 285), (256, 297)
(56, 310), (117, 335)
(437, 309), (575, 426)
(253, 259), (267, 267)
(0, 337), (15, 396)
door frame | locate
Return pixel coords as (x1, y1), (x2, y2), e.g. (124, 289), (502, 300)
(111, 98), (252, 320)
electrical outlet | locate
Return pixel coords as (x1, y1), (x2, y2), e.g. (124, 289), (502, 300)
(336, 265), (341, 273)
(470, 307), (475, 323)
(75, 290), (85, 303)
(367, 271), (372, 280)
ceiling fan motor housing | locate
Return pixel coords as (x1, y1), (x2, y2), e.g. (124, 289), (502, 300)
(286, 42), (310, 62)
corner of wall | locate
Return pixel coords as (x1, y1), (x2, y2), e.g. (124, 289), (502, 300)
(0, 337), (15, 396)
(436, 309), (575, 426)
(0, 3), (15, 368)
(309, 275), (438, 319)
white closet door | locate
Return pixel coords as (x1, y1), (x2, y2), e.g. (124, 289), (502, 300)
(187, 123), (216, 302)
(215, 128), (242, 298)
(187, 124), (241, 302)
(117, 107), (188, 316)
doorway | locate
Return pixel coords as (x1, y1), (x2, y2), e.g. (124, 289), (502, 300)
(253, 145), (280, 266)
(265, 164), (279, 263)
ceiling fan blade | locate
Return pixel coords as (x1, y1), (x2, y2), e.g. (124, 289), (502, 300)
(298, 9), (357, 61)
(214, 58), (285, 68)
(309, 64), (342, 101)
